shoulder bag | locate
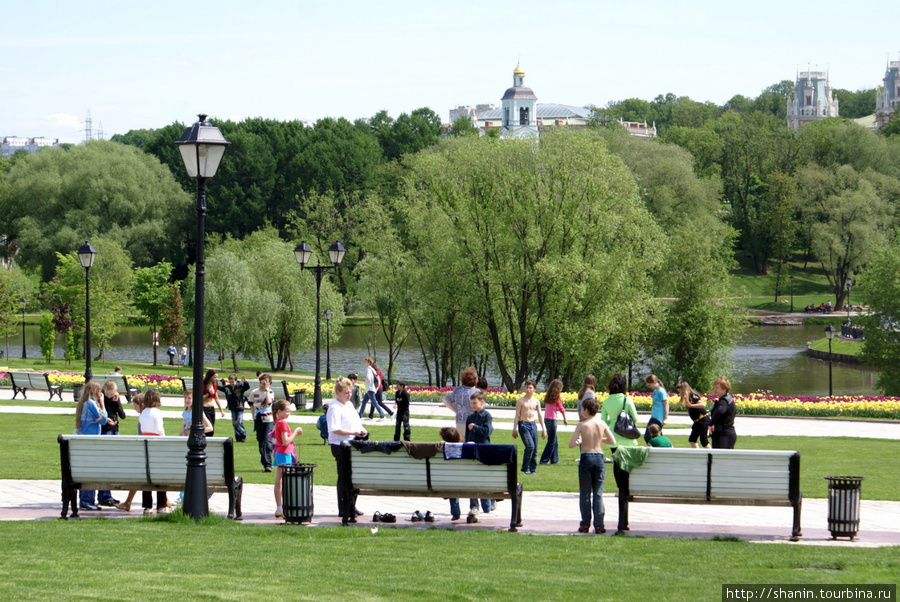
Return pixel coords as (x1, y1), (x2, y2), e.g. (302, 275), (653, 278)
(614, 396), (641, 439)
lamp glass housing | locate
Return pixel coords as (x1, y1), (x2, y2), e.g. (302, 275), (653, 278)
(77, 241), (97, 269)
(328, 241), (347, 265)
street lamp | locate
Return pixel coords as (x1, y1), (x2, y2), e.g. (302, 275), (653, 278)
(845, 276), (853, 317)
(20, 297), (26, 359)
(77, 241), (97, 383)
(824, 324), (837, 397)
(175, 114), (229, 520)
(324, 309), (333, 380)
(294, 241), (346, 409)
(789, 274), (795, 313)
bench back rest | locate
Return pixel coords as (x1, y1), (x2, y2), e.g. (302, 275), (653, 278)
(10, 371), (51, 389)
(628, 448), (797, 501)
(349, 447), (511, 495)
(59, 435), (231, 487)
(98, 374), (133, 393)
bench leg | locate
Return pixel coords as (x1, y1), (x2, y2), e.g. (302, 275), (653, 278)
(50, 387), (63, 401)
(60, 484), (77, 519)
(12, 386), (25, 400)
(791, 494), (802, 541)
(509, 483), (523, 532)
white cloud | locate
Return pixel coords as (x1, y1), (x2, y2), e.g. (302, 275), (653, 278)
(43, 113), (82, 130)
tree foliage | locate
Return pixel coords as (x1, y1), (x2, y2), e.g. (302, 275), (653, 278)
(858, 232), (900, 394)
(132, 262), (173, 365)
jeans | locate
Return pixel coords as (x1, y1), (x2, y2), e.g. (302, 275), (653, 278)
(518, 421), (537, 473)
(449, 497), (461, 519)
(359, 390), (382, 418)
(79, 489), (96, 507)
(643, 416), (663, 444)
(374, 390), (393, 417)
(539, 418), (559, 464)
(231, 409), (247, 442)
(255, 417), (274, 468)
(468, 498), (494, 513)
(97, 430), (117, 503)
(393, 409), (410, 442)
(578, 452), (606, 528)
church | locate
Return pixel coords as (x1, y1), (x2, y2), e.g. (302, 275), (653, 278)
(786, 68), (839, 130)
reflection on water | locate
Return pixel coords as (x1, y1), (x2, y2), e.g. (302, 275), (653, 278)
(9, 323), (879, 397)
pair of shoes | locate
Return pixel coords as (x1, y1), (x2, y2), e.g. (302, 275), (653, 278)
(381, 513), (396, 523)
(79, 503), (100, 511)
(411, 510), (425, 522)
(114, 502), (131, 511)
(263, 466), (272, 472)
(466, 515), (479, 524)
(595, 527), (607, 534)
(424, 511), (435, 523)
(578, 525), (590, 533)
(99, 499), (119, 507)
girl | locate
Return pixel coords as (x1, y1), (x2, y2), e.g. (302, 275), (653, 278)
(678, 381), (710, 449)
(576, 375), (597, 416)
(272, 399), (303, 519)
(371, 361), (393, 420)
(138, 388), (169, 513)
(75, 381), (108, 511)
(643, 374), (668, 444)
(202, 369), (224, 436)
(180, 388), (213, 436)
(98, 379), (127, 506)
(539, 379), (567, 465)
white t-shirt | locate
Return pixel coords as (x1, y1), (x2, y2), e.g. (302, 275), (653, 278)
(139, 407), (165, 436)
(327, 399), (364, 445)
(251, 387), (274, 423)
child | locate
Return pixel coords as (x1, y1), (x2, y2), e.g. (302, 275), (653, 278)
(316, 404), (329, 444)
(179, 388), (213, 436)
(115, 393), (144, 512)
(539, 378), (567, 466)
(439, 426), (463, 520)
(75, 381), (108, 511)
(643, 374), (668, 444)
(138, 388), (169, 514)
(98, 379), (127, 506)
(221, 374), (250, 442)
(393, 381), (411, 442)
(465, 391), (494, 518)
(273, 399), (303, 519)
(251, 374), (275, 472)
(568, 397), (616, 534)
(678, 381), (710, 449)
(646, 423), (672, 447)
(348, 373), (362, 410)
(511, 379), (545, 475)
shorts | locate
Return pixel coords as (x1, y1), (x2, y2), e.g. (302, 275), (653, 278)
(274, 452), (294, 467)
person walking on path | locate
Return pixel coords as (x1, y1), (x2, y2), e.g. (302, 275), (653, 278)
(600, 373), (639, 532)
(442, 366), (480, 439)
(167, 344), (176, 366)
(359, 357), (383, 420)
(372, 361), (394, 420)
(569, 397), (616, 533)
(180, 345), (187, 366)
(539, 378), (567, 465)
(202, 369), (225, 437)
(643, 374), (668, 444)
(328, 377), (367, 525)
(512, 379), (545, 475)
(709, 376), (737, 449)
(392, 381), (411, 442)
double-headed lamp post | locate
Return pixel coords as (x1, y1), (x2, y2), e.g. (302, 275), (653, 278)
(324, 309), (333, 380)
(175, 114), (229, 520)
(825, 324), (837, 397)
(294, 241), (346, 410)
(77, 241), (97, 384)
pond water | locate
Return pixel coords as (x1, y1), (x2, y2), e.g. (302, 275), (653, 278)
(6, 323), (878, 397)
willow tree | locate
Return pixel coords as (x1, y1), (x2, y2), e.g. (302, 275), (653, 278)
(400, 130), (666, 391)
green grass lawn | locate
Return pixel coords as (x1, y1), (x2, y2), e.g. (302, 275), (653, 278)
(809, 338), (864, 356)
(4, 413), (896, 500)
(0, 519), (895, 599)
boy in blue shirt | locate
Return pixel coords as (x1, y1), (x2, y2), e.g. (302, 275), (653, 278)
(465, 391), (494, 519)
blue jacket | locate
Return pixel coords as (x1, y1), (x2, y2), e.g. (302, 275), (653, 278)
(465, 409), (493, 444)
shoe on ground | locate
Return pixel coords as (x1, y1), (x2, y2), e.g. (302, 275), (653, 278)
(263, 466), (272, 472)
(381, 513), (396, 523)
(372, 511), (383, 522)
(411, 510), (424, 522)
(376, 417), (385, 422)
(79, 503), (100, 511)
(99, 499), (119, 507)
(157, 507), (171, 515)
(347, 516), (357, 524)
(143, 508), (154, 516)
(466, 515), (479, 524)
(578, 525), (590, 533)
(424, 511), (435, 523)
(595, 527), (607, 534)
(451, 515), (461, 521)
(275, 510), (285, 519)
(468, 506), (480, 516)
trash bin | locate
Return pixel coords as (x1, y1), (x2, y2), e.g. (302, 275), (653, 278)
(72, 384), (83, 403)
(282, 463), (317, 523)
(824, 476), (864, 539)
(293, 391), (306, 410)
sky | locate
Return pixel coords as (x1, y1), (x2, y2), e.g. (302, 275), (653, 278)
(2, 0), (898, 144)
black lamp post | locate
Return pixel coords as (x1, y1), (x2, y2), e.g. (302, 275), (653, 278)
(20, 297), (26, 359)
(845, 276), (853, 317)
(324, 309), (333, 380)
(77, 241), (97, 383)
(825, 324), (836, 397)
(294, 241), (346, 409)
(175, 114), (229, 520)
(789, 274), (795, 313)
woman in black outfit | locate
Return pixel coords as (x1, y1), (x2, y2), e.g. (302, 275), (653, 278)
(708, 376), (736, 449)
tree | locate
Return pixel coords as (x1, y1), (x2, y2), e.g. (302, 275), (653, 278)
(662, 126), (724, 178)
(401, 131), (666, 391)
(39, 312), (55, 362)
(160, 283), (185, 350)
(449, 116), (478, 137)
(833, 88), (876, 119)
(857, 232), (900, 394)
(132, 262), (173, 365)
(1, 141), (193, 280)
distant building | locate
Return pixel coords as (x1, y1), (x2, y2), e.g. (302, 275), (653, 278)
(1, 136), (60, 158)
(876, 57), (900, 128)
(786, 69), (839, 130)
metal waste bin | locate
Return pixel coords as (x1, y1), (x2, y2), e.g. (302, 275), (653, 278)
(282, 463), (317, 523)
(293, 391), (306, 410)
(824, 476), (864, 539)
(72, 384), (83, 403)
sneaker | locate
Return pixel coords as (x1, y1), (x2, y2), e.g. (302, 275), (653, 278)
(275, 509), (285, 519)
(143, 508), (154, 516)
(79, 503), (100, 511)
(578, 525), (590, 533)
(468, 506), (480, 517)
(424, 511), (435, 523)
(595, 527), (607, 534)
(157, 507), (172, 514)
(411, 510), (424, 522)
(466, 515), (479, 524)
(451, 515), (461, 521)
(98, 499), (120, 507)
(263, 466), (272, 472)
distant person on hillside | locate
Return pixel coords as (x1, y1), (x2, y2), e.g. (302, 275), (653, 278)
(709, 376), (736, 449)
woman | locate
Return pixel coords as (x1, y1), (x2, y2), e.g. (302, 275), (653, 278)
(678, 380), (710, 449)
(327, 377), (368, 525)
(708, 376), (737, 449)
(600, 373), (639, 533)
(202, 369), (225, 437)
(643, 374), (668, 444)
(442, 366), (480, 439)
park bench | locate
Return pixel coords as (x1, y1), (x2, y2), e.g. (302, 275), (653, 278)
(615, 448), (802, 541)
(343, 441), (523, 531)
(58, 434), (243, 520)
(180, 377), (293, 403)
(96, 374), (139, 401)
(9, 371), (63, 401)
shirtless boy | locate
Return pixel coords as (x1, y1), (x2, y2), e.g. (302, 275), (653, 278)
(568, 397), (616, 533)
(511, 380), (545, 475)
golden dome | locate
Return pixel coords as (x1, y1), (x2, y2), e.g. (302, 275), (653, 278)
(513, 62), (525, 77)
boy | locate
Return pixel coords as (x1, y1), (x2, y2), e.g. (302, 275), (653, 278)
(348, 373), (362, 410)
(511, 380), (545, 475)
(393, 381), (411, 442)
(316, 403), (329, 444)
(221, 374), (250, 443)
(250, 374), (275, 472)
(568, 397), (616, 534)
(465, 391), (494, 519)
(646, 423), (672, 447)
